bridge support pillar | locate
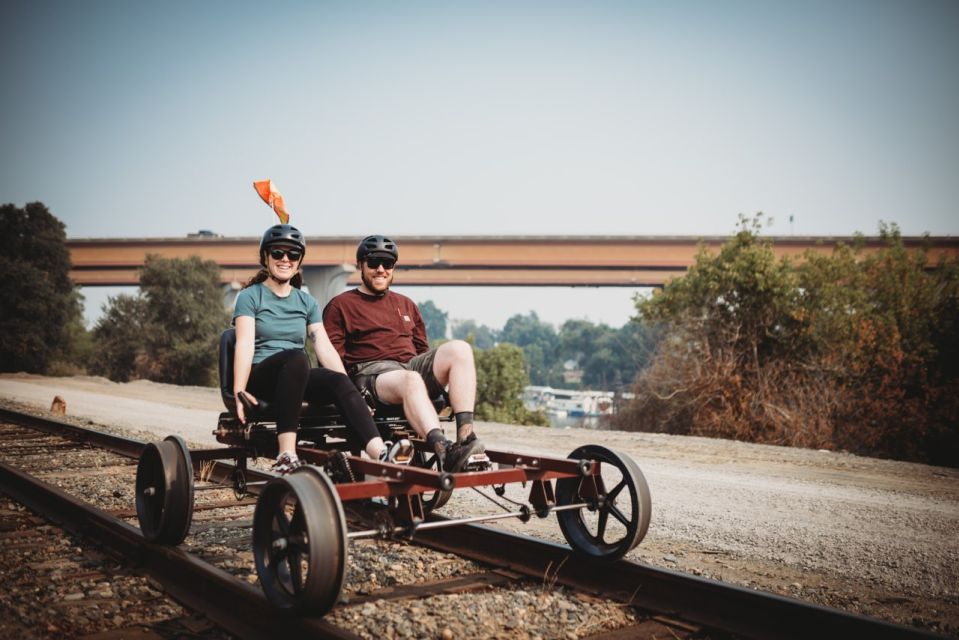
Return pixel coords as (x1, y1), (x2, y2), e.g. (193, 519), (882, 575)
(222, 281), (243, 312)
(301, 264), (356, 309)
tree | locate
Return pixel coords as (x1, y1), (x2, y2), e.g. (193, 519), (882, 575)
(91, 255), (228, 385)
(798, 225), (959, 464)
(139, 255), (228, 385)
(617, 215), (959, 466)
(600, 320), (659, 390)
(418, 299), (448, 343)
(558, 319), (607, 370)
(500, 312), (560, 386)
(91, 294), (149, 382)
(474, 343), (548, 425)
(616, 214), (821, 444)
(52, 290), (95, 375)
(556, 319), (652, 390)
(451, 319), (498, 349)
(0, 202), (82, 373)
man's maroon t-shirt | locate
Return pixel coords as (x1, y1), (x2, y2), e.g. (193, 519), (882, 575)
(322, 289), (429, 367)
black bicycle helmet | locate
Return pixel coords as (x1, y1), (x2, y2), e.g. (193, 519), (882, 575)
(259, 224), (305, 253)
(356, 234), (398, 263)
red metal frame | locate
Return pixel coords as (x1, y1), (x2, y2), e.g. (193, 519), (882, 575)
(290, 444), (598, 503)
(194, 428), (603, 505)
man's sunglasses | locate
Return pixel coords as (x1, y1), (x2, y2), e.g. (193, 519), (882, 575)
(268, 248), (303, 261)
(366, 258), (396, 270)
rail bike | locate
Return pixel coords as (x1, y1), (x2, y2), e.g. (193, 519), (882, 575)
(134, 329), (652, 616)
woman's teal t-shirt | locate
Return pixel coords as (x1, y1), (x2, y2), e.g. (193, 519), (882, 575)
(232, 283), (321, 363)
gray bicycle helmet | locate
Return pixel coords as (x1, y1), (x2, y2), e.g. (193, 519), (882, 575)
(356, 234), (398, 263)
(260, 224), (305, 252)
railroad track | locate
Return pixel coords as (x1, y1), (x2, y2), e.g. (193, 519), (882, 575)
(0, 407), (942, 640)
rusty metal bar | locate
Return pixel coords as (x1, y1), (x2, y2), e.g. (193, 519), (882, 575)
(0, 407), (145, 458)
(484, 447), (590, 474)
(347, 502), (590, 540)
(189, 447), (250, 461)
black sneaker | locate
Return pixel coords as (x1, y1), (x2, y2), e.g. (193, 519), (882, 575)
(379, 439), (413, 465)
(271, 451), (304, 475)
(442, 434), (488, 472)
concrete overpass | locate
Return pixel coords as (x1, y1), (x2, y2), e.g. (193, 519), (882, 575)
(67, 234), (959, 306)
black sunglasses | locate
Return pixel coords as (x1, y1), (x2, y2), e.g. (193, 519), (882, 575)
(366, 257), (396, 269)
(268, 248), (302, 261)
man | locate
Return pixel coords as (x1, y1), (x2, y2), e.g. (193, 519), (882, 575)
(323, 234), (486, 472)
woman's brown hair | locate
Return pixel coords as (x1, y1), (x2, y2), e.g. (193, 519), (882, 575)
(243, 269), (303, 289)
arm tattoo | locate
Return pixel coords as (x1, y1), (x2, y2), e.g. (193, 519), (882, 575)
(308, 329), (318, 344)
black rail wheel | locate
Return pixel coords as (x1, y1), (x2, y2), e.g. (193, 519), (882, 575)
(413, 449), (452, 514)
(253, 466), (347, 614)
(555, 445), (651, 561)
(135, 435), (195, 545)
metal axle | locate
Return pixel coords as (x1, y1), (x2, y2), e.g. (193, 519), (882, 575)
(347, 501), (589, 540)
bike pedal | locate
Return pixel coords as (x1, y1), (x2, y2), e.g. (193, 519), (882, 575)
(463, 453), (492, 472)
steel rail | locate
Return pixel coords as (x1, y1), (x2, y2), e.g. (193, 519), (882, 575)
(0, 406), (146, 458)
(0, 459), (360, 640)
(408, 523), (942, 639)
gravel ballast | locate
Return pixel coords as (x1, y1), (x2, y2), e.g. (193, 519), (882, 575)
(2, 372), (957, 637)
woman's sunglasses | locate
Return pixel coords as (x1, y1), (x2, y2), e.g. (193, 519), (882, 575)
(268, 248), (303, 261)
(366, 257), (396, 270)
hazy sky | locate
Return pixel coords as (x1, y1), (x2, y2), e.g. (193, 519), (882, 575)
(3, 0), (957, 329)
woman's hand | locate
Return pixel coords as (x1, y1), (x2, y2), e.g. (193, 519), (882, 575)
(235, 390), (258, 424)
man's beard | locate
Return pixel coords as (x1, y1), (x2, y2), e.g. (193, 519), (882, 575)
(361, 269), (392, 293)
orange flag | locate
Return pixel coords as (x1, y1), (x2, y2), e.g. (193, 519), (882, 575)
(253, 180), (290, 224)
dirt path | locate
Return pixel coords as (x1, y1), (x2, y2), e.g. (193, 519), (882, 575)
(2, 372), (957, 636)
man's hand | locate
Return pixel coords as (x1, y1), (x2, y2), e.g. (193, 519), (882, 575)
(361, 388), (377, 416)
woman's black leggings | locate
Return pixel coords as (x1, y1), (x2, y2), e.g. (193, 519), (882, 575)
(246, 350), (378, 444)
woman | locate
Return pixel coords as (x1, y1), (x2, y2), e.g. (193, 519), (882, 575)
(232, 224), (411, 473)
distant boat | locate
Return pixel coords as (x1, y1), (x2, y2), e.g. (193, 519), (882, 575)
(522, 386), (616, 418)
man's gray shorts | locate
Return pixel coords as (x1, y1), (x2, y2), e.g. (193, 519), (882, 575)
(350, 348), (444, 404)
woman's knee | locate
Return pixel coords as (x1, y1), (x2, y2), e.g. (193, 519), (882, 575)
(289, 349), (310, 367)
(329, 371), (358, 396)
(284, 350), (310, 376)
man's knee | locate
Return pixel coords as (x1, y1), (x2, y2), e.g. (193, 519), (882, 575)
(399, 370), (428, 397)
(439, 339), (474, 367)
(377, 370), (428, 403)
